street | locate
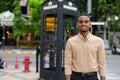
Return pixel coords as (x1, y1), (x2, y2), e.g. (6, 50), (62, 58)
(106, 55), (120, 80)
(0, 49), (36, 70)
(0, 49), (120, 80)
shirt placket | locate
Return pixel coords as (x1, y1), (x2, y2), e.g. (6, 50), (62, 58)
(83, 38), (88, 72)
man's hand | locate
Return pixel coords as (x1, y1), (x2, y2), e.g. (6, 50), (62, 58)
(65, 75), (71, 80)
(100, 76), (105, 80)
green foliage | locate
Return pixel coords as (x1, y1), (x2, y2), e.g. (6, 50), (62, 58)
(97, 0), (117, 16)
(66, 17), (74, 29)
(108, 19), (120, 32)
(29, 0), (44, 8)
(0, 0), (14, 12)
(75, 0), (87, 13)
(1, 0), (120, 39)
(28, 0), (45, 21)
(88, 0), (120, 32)
(12, 0), (25, 41)
(18, 40), (40, 47)
(28, 0), (46, 37)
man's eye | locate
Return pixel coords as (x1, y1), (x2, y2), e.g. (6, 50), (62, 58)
(79, 21), (88, 23)
(79, 21), (83, 23)
(85, 21), (89, 23)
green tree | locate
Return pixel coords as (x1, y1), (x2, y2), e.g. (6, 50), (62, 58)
(75, 0), (120, 32)
(0, 0), (14, 12)
(96, 0), (120, 31)
(75, 0), (87, 13)
(28, 0), (46, 38)
(12, 0), (25, 47)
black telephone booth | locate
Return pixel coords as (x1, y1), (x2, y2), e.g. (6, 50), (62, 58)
(39, 0), (80, 80)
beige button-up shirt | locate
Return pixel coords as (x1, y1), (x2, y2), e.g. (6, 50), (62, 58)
(65, 32), (106, 77)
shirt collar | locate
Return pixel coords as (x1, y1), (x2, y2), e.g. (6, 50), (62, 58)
(78, 32), (92, 41)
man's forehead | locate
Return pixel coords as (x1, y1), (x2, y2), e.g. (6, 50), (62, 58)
(79, 16), (90, 20)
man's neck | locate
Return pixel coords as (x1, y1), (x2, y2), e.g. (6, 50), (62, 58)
(80, 31), (89, 38)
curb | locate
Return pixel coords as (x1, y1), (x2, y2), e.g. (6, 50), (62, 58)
(0, 50), (36, 55)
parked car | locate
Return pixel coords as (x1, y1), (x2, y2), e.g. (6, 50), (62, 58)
(112, 45), (120, 55)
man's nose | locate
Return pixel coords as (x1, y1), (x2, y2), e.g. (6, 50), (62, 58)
(82, 22), (86, 25)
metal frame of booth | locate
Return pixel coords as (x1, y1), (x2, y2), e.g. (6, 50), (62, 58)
(38, 0), (80, 80)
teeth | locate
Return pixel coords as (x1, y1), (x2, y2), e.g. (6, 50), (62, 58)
(82, 27), (85, 28)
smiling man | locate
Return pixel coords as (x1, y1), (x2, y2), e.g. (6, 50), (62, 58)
(65, 13), (106, 80)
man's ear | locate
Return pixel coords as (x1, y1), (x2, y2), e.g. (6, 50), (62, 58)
(90, 23), (92, 28)
(76, 23), (78, 28)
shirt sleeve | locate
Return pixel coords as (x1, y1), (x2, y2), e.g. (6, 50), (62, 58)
(97, 39), (106, 77)
(64, 40), (72, 75)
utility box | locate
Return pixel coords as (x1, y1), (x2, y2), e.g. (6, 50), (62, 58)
(39, 0), (80, 80)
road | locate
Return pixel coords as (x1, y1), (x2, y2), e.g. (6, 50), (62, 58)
(0, 49), (37, 71)
(0, 49), (120, 80)
(106, 55), (120, 80)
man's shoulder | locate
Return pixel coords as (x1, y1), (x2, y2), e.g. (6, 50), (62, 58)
(67, 35), (78, 42)
(91, 34), (103, 41)
(69, 35), (78, 39)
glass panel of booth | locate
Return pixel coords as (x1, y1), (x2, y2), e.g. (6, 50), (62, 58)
(42, 15), (57, 71)
(42, 14), (77, 71)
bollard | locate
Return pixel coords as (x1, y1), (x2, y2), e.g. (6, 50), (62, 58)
(36, 47), (40, 72)
(23, 55), (31, 72)
(5, 56), (8, 69)
(15, 56), (19, 69)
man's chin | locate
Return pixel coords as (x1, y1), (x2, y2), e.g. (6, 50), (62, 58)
(80, 30), (89, 32)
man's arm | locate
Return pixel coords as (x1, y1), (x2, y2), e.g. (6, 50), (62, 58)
(97, 39), (106, 80)
(65, 40), (72, 80)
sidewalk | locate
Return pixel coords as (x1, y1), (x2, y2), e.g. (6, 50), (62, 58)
(0, 69), (39, 80)
(0, 48), (40, 80)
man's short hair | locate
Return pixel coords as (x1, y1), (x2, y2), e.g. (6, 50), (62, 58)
(77, 13), (90, 20)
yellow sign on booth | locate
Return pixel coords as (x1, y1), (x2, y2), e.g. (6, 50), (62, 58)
(45, 17), (57, 32)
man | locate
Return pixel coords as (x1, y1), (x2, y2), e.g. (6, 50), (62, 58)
(65, 13), (106, 80)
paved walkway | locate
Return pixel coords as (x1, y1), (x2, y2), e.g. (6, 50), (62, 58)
(0, 69), (39, 80)
(0, 48), (41, 80)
